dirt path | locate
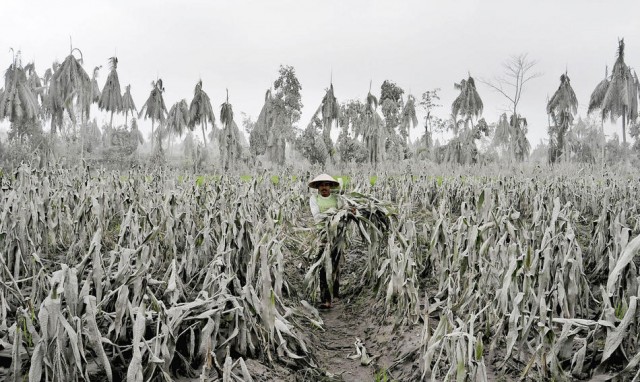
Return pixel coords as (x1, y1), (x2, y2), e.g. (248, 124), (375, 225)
(304, 247), (424, 381)
(313, 300), (379, 381)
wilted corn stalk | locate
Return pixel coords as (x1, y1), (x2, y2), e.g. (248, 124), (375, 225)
(373, 219), (421, 325)
(420, 306), (488, 381)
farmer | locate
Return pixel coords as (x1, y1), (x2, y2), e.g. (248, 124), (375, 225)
(308, 173), (344, 309)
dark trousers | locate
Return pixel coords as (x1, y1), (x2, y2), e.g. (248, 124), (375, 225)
(319, 245), (341, 303)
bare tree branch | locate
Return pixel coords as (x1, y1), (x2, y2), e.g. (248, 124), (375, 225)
(478, 78), (515, 104)
(483, 53), (541, 114)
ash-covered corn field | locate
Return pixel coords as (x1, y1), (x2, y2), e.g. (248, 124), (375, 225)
(1, 164), (639, 381)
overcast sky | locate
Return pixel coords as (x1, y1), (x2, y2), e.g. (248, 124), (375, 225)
(2, 0), (639, 147)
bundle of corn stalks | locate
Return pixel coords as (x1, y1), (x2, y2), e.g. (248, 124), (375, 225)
(304, 191), (419, 324)
(303, 192), (397, 304)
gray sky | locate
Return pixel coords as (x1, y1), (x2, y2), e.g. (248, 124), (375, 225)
(2, 0), (639, 147)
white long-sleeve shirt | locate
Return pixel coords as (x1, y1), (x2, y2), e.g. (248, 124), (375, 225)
(310, 195), (321, 224)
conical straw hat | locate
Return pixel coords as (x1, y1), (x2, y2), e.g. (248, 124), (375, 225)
(308, 173), (340, 189)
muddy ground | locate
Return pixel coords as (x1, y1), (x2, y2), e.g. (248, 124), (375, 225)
(274, 246), (427, 382)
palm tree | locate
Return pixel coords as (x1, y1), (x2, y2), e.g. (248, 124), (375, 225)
(547, 73), (578, 163)
(99, 57), (123, 129)
(90, 66), (101, 103)
(588, 39), (638, 145)
(166, 99), (190, 152)
(321, 83), (339, 145)
(139, 79), (168, 151)
(0, 51), (41, 141)
(588, 66), (609, 117)
(24, 63), (44, 104)
(219, 89), (241, 170)
(309, 83), (340, 161)
(121, 85), (136, 127)
(363, 87), (385, 166)
(452, 75), (483, 129)
(188, 80), (215, 146)
(588, 66), (609, 163)
(49, 45), (91, 136)
(254, 88), (289, 165)
(41, 63), (60, 131)
(399, 94), (419, 145)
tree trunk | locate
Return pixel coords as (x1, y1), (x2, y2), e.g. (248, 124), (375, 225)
(601, 116), (605, 166)
(125, 110), (129, 128)
(622, 107), (627, 145)
(201, 120), (207, 147)
(151, 120), (155, 151)
(157, 121), (164, 153)
(80, 110), (84, 162)
(110, 111), (114, 130)
(558, 122), (566, 164)
(547, 111), (553, 164)
(509, 111), (516, 164)
(195, 144), (199, 173)
(425, 118), (429, 146)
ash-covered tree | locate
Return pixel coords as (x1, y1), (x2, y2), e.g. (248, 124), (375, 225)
(296, 115), (329, 165)
(564, 116), (601, 164)
(189, 80), (216, 146)
(588, 39), (638, 146)
(452, 75), (483, 130)
(82, 118), (102, 153)
(42, 62), (60, 132)
(418, 88), (441, 152)
(122, 84), (136, 128)
(24, 62), (44, 100)
(630, 119), (640, 158)
(90, 66), (101, 103)
(547, 73), (578, 163)
(481, 54), (540, 162)
(48, 44), (92, 142)
(380, 80), (404, 129)
(219, 90), (242, 171)
(435, 118), (489, 165)
(448, 74), (485, 163)
(587, 67), (609, 163)
(130, 117), (144, 149)
(0, 50), (41, 143)
(363, 89), (385, 166)
(251, 89), (274, 158)
(139, 79), (167, 152)
(339, 99), (365, 137)
(269, 65), (303, 165)
(308, 83), (339, 162)
(166, 99), (190, 152)
(510, 114), (530, 161)
(399, 94), (419, 145)
(336, 99), (367, 164)
(379, 80), (405, 159)
(336, 132), (367, 164)
(492, 113), (511, 157)
(99, 57), (123, 130)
